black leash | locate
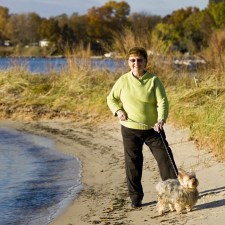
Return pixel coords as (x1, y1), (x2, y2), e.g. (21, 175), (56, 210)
(159, 130), (178, 177)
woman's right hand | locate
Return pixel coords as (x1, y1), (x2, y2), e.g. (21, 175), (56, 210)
(116, 110), (127, 121)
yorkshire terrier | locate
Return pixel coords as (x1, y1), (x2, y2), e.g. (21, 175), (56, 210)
(155, 170), (199, 215)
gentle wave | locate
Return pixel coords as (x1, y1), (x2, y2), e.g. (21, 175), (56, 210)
(0, 127), (83, 225)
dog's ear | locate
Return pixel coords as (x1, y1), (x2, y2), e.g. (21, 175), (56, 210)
(189, 171), (196, 178)
(178, 169), (185, 177)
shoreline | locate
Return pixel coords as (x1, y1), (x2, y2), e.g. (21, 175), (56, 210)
(2, 119), (225, 225)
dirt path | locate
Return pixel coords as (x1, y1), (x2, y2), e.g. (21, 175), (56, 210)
(2, 119), (225, 225)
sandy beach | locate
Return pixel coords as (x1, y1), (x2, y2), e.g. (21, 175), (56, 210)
(2, 118), (225, 225)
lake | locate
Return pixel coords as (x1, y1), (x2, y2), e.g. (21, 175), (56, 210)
(0, 127), (82, 225)
(0, 57), (127, 74)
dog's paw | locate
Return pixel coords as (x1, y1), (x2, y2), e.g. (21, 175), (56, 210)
(158, 211), (164, 216)
(186, 207), (192, 212)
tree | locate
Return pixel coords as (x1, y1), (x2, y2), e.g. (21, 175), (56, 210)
(208, 1), (225, 28)
(68, 14), (89, 45)
(183, 10), (214, 51)
(209, 0), (225, 3)
(60, 24), (75, 50)
(39, 18), (61, 43)
(0, 6), (9, 40)
(128, 12), (161, 37)
(165, 7), (200, 36)
(26, 13), (42, 43)
(151, 23), (180, 52)
(53, 14), (76, 50)
(7, 13), (42, 45)
(155, 7), (207, 52)
(87, 1), (130, 45)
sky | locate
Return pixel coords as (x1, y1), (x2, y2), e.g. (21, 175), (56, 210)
(0, 0), (209, 18)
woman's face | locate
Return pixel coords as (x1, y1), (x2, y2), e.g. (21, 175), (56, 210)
(128, 54), (146, 75)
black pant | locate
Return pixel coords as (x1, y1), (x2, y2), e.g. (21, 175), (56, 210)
(121, 125), (178, 203)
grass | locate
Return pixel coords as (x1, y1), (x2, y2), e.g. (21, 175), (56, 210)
(0, 59), (119, 122)
(0, 57), (225, 160)
(166, 69), (225, 159)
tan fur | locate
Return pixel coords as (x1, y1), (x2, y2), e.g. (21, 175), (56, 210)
(155, 170), (199, 215)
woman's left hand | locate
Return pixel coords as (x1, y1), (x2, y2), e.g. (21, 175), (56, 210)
(154, 120), (165, 132)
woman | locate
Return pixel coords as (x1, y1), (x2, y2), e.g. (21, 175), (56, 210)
(107, 47), (178, 208)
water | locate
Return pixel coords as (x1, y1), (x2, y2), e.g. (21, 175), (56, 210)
(0, 57), (126, 74)
(0, 127), (83, 225)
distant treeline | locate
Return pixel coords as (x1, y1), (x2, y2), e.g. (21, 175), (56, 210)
(0, 0), (225, 56)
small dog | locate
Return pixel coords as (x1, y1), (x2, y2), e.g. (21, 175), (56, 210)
(155, 170), (199, 215)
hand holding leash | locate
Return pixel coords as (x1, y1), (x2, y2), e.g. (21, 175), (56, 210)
(154, 120), (165, 132)
(116, 109), (127, 121)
